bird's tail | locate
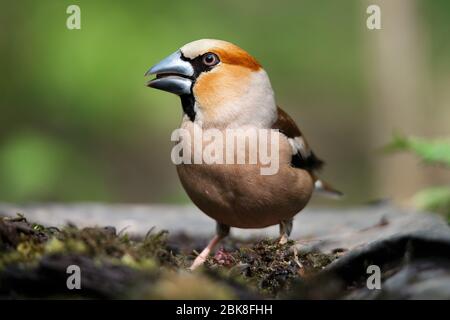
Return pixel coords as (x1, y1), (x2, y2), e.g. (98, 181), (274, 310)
(314, 178), (343, 199)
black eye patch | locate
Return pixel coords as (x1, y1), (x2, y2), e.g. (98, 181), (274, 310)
(178, 52), (219, 122)
(181, 53), (216, 78)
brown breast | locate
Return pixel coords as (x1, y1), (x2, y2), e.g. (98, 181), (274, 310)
(175, 122), (314, 228)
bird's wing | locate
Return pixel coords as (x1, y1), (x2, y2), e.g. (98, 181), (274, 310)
(272, 106), (324, 171)
(272, 106), (343, 198)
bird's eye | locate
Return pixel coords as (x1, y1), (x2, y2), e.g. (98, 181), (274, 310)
(202, 53), (219, 67)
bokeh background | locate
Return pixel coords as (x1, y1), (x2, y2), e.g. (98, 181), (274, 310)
(0, 0), (449, 206)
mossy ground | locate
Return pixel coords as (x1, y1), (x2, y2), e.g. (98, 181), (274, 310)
(0, 214), (338, 299)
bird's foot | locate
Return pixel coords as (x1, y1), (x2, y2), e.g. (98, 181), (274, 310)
(279, 219), (292, 245)
(189, 250), (210, 270)
(189, 229), (228, 271)
(189, 235), (220, 271)
(279, 234), (289, 245)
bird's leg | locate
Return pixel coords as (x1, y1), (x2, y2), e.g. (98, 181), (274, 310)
(279, 219), (293, 244)
(190, 222), (230, 270)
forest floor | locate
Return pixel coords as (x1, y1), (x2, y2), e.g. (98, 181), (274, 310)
(0, 214), (339, 299)
(1, 204), (449, 299)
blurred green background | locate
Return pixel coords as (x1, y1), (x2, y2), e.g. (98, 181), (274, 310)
(0, 0), (449, 205)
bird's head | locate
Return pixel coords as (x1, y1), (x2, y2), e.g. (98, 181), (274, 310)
(146, 39), (276, 127)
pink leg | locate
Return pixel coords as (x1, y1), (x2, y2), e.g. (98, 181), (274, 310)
(190, 223), (229, 270)
(279, 219), (293, 245)
(190, 235), (222, 270)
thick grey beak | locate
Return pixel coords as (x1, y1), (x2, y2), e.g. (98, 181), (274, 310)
(145, 50), (194, 95)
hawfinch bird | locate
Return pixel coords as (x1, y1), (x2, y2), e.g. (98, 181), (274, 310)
(145, 39), (341, 270)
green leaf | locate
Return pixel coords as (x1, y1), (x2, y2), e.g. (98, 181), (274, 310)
(384, 134), (450, 167)
(413, 186), (450, 218)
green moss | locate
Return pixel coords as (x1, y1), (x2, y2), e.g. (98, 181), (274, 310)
(0, 215), (338, 299)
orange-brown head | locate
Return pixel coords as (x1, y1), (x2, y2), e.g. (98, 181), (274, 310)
(146, 39), (277, 127)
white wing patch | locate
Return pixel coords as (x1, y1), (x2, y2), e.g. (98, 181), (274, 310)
(288, 136), (311, 159)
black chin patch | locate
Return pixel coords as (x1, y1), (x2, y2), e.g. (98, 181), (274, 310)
(178, 52), (216, 122)
(180, 94), (196, 122)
